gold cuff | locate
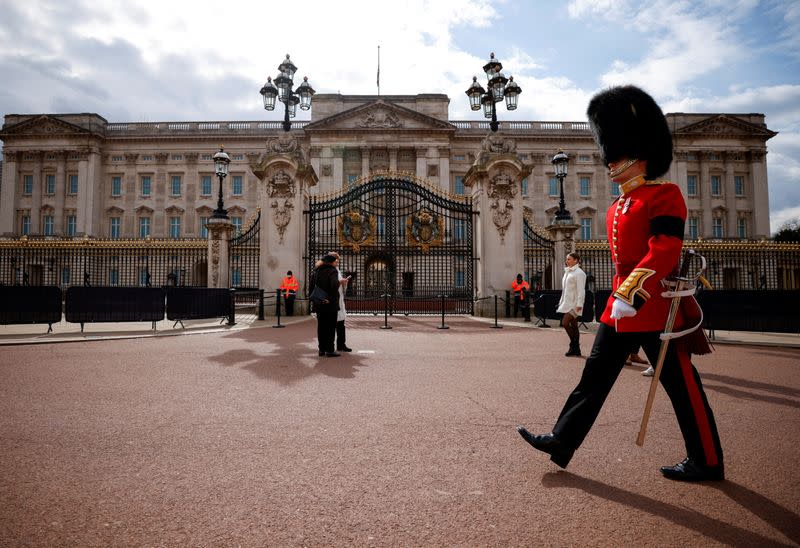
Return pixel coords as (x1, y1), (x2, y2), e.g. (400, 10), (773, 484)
(614, 268), (655, 305)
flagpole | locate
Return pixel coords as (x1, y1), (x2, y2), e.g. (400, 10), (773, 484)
(377, 45), (381, 95)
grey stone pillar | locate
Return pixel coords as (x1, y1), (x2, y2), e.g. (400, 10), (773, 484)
(700, 152), (712, 237)
(54, 151), (66, 235)
(206, 218), (234, 288)
(464, 134), (530, 316)
(0, 150), (19, 235)
(251, 136), (319, 315)
(724, 152), (737, 236)
(31, 151), (42, 233)
(750, 149), (769, 238)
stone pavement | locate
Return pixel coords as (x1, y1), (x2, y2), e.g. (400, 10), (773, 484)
(1, 315), (799, 546)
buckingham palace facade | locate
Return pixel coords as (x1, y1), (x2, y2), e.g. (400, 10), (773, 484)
(0, 93), (776, 241)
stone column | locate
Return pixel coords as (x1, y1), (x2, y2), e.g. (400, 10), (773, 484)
(54, 151), (66, 235)
(124, 153), (139, 236)
(699, 152), (712, 238)
(724, 152), (737, 236)
(415, 146), (427, 179)
(438, 146), (450, 192)
(31, 151), (42, 233)
(464, 135), (531, 316)
(674, 152), (689, 197)
(184, 153), (198, 237)
(361, 146), (370, 178)
(389, 146), (398, 172)
(332, 146), (344, 191)
(206, 218), (234, 288)
(0, 150), (19, 235)
(85, 148), (102, 236)
(750, 149), (769, 238)
(251, 137), (319, 315)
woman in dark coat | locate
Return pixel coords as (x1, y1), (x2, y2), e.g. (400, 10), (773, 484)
(313, 254), (341, 357)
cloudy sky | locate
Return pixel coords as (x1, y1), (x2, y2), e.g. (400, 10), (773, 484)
(1, 0), (798, 233)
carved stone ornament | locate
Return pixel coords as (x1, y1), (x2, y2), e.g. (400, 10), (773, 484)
(481, 134), (517, 154)
(267, 169), (296, 199)
(210, 239), (220, 287)
(271, 198), (293, 244)
(321, 164), (333, 177)
(357, 107), (403, 128)
(406, 208), (444, 253)
(488, 171), (518, 243)
(338, 209), (377, 253)
(266, 136), (305, 163)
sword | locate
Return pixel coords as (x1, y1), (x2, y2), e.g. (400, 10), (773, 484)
(636, 248), (706, 446)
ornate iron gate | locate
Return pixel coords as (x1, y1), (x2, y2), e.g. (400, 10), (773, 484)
(229, 211), (260, 289)
(306, 173), (474, 314)
(523, 218), (555, 289)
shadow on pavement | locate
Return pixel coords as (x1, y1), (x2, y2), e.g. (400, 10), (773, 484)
(207, 319), (368, 383)
(541, 472), (798, 547)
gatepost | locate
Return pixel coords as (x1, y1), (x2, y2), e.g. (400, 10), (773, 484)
(250, 136), (318, 315)
(546, 221), (579, 290)
(206, 218), (234, 288)
(464, 134), (531, 317)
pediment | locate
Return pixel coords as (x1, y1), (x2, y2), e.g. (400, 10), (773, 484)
(228, 205), (246, 216)
(106, 206), (125, 215)
(304, 100), (455, 132)
(0, 115), (96, 137)
(674, 115), (777, 138)
(135, 205), (154, 214)
(576, 206), (597, 215)
(195, 205), (214, 215)
(165, 205), (185, 215)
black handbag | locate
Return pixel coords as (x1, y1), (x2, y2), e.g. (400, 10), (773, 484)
(309, 285), (328, 305)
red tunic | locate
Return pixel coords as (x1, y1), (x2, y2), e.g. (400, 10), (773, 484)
(600, 177), (686, 332)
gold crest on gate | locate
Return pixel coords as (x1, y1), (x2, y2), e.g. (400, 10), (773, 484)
(338, 209), (376, 253)
(406, 208), (444, 253)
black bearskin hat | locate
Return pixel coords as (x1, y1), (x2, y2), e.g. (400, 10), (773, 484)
(587, 85), (673, 179)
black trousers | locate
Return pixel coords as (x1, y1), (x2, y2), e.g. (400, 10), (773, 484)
(335, 320), (347, 350)
(316, 308), (338, 353)
(552, 322), (723, 467)
(514, 295), (530, 320)
(284, 294), (295, 316)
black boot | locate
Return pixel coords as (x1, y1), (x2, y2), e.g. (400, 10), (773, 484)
(516, 427), (575, 469)
(660, 458), (724, 481)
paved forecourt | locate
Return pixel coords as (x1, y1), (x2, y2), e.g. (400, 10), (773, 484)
(1, 315), (798, 546)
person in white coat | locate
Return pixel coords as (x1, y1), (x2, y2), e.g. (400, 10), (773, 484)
(330, 252), (352, 352)
(557, 252), (587, 356)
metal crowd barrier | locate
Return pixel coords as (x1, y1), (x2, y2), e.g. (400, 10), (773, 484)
(0, 285), (63, 332)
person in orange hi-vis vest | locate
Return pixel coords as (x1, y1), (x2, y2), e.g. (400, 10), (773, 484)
(279, 270), (299, 316)
(512, 274), (531, 322)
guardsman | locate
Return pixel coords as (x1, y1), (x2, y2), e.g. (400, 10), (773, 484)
(512, 273), (531, 322)
(279, 270), (299, 316)
(517, 85), (724, 482)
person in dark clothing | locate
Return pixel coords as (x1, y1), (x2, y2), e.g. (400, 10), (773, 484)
(313, 254), (341, 357)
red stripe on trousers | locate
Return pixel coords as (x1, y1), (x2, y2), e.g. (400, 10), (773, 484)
(677, 351), (719, 466)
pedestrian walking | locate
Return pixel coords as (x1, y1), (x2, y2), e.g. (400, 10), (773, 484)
(556, 252), (586, 357)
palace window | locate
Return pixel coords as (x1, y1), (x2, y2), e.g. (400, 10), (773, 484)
(610, 182), (620, 197)
(171, 154), (183, 161)
(453, 154), (466, 161)
(141, 176), (152, 196)
(377, 215), (385, 237)
(347, 174), (358, 190)
(169, 217), (181, 238)
(139, 217), (151, 238)
(67, 215), (77, 236)
(455, 269), (465, 287)
(111, 176), (122, 196)
(171, 175), (182, 196)
(201, 175), (212, 196)
(737, 218), (747, 239)
(687, 175), (697, 196)
(579, 177), (590, 197)
(112, 155), (124, 162)
(21, 215), (30, 235)
(232, 154), (244, 161)
(711, 175), (721, 196)
(712, 217), (724, 238)
(109, 217), (121, 239)
(453, 219), (465, 242)
(43, 215), (54, 236)
(232, 175), (243, 196)
(23, 175), (33, 195)
(580, 218), (592, 240)
(45, 174), (56, 194)
(61, 267), (71, 285)
(735, 176), (745, 197)
(578, 155), (591, 162)
(139, 268), (150, 287)
(549, 177), (559, 197)
(231, 268), (242, 287)
(454, 176), (465, 195)
(199, 217), (209, 238)
(68, 174), (79, 194)
(688, 217), (698, 239)
(142, 155), (154, 161)
(231, 216), (243, 235)
(521, 178), (528, 197)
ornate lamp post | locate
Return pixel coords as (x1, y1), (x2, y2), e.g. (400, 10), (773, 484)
(212, 146), (230, 219)
(260, 54), (316, 132)
(465, 52), (521, 132)
(552, 150), (573, 223)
